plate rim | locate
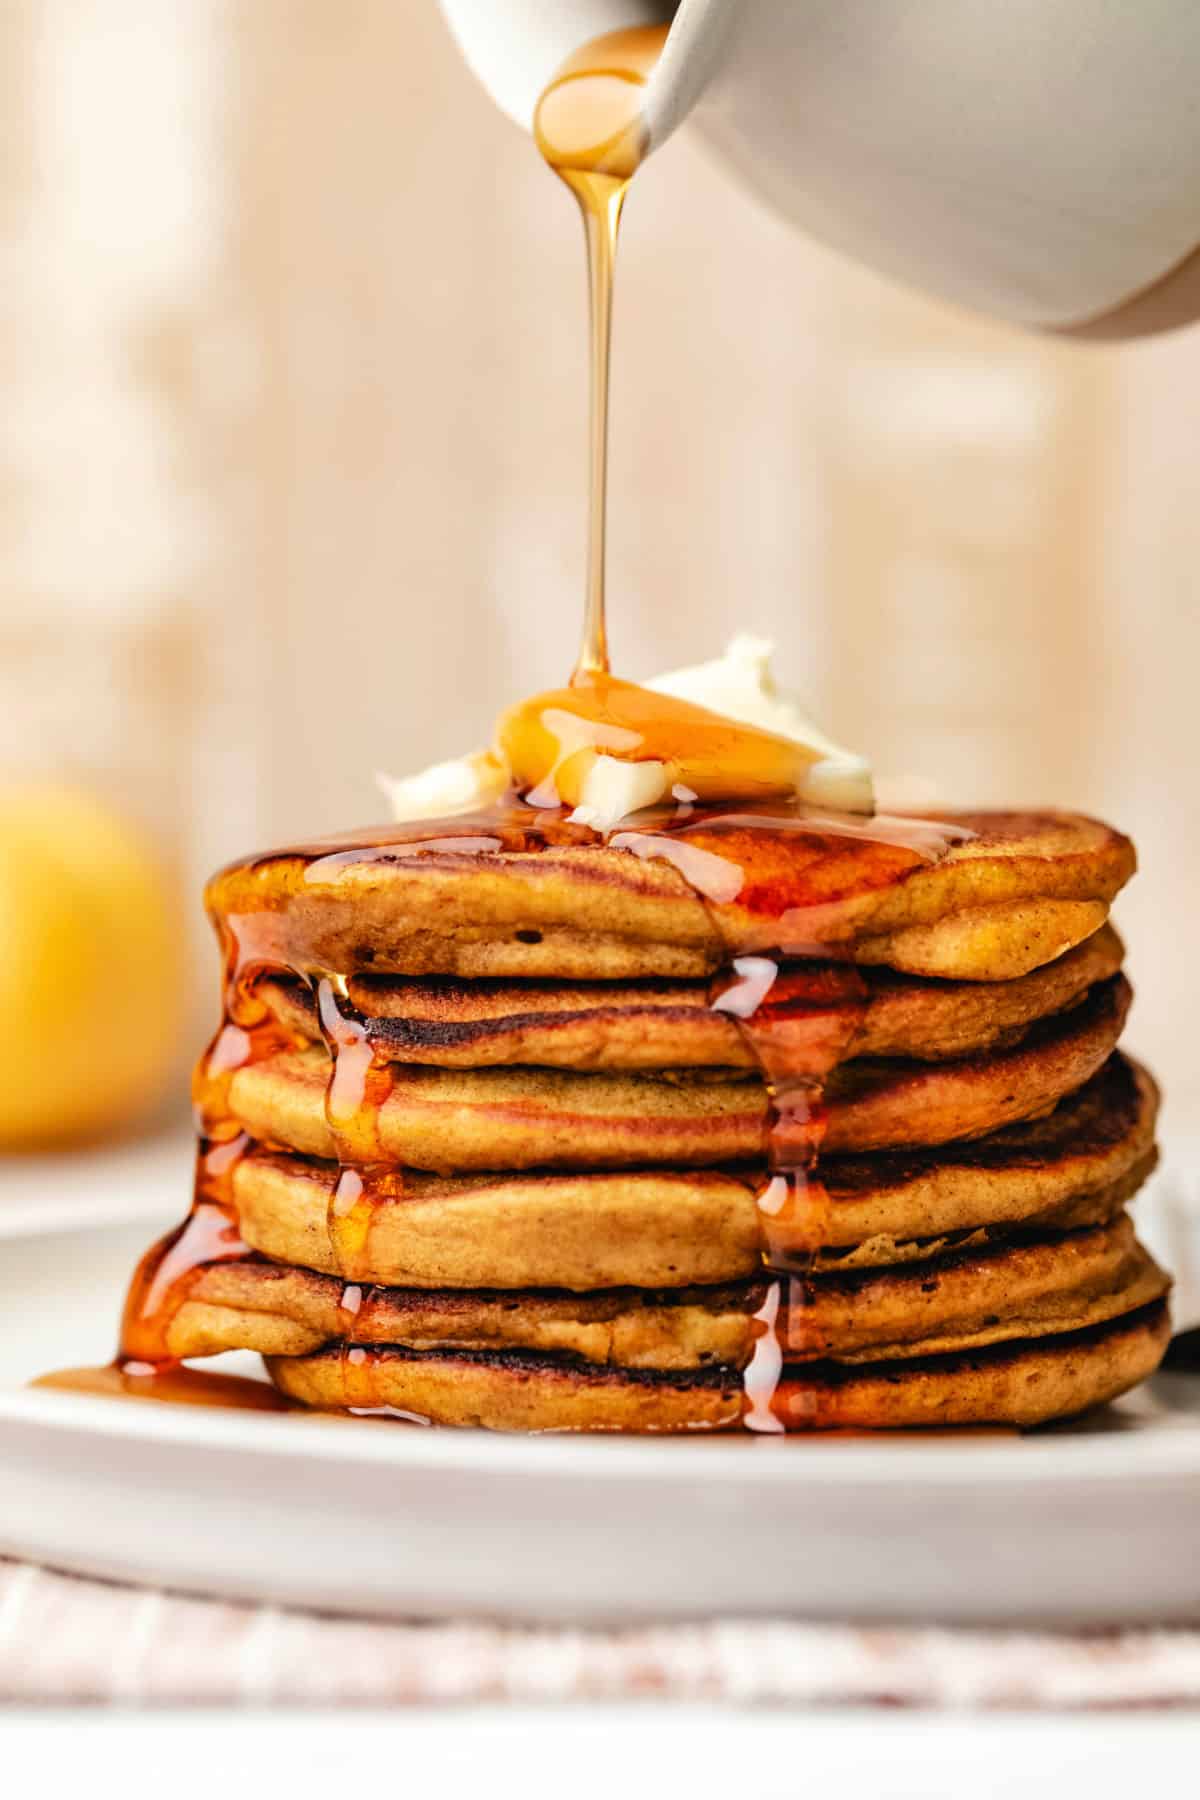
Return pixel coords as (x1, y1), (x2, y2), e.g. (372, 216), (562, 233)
(5, 1382), (1200, 1489)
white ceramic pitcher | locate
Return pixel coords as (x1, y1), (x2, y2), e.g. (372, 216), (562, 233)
(438, 0), (1200, 336)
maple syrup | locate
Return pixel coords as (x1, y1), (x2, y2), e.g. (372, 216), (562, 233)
(498, 668), (824, 812)
(33, 1361), (294, 1412)
(37, 24), (974, 1430)
(533, 24), (666, 675)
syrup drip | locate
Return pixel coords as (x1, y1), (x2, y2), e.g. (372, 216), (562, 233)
(70, 908), (307, 1400)
(527, 21), (969, 1429)
(708, 952), (868, 1428)
(311, 973), (403, 1393)
(316, 976), (393, 1162)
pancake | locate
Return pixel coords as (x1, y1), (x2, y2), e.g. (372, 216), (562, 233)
(209, 809), (1133, 983)
(226, 974), (1129, 1171)
(231, 1055), (1158, 1289)
(264, 1301), (1171, 1430)
(255, 923), (1124, 1072)
(164, 1269), (757, 1367)
(161, 1217), (1168, 1368)
(783, 1216), (1168, 1363)
(824, 973), (1128, 1153)
(817, 1055), (1158, 1251)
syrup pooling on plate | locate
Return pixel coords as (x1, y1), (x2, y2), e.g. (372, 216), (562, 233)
(33, 1361), (295, 1412)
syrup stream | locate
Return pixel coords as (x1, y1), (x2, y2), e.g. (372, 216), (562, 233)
(533, 25), (664, 677)
(568, 168), (624, 676)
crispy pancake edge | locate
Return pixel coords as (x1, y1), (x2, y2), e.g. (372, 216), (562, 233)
(169, 1216), (1168, 1370)
(227, 974), (1130, 1171)
(209, 810), (1134, 982)
(254, 923), (1124, 1071)
(264, 1301), (1170, 1431)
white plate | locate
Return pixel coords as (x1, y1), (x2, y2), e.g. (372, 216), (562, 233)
(2, 1200), (1199, 1627)
(0, 1126), (191, 1240)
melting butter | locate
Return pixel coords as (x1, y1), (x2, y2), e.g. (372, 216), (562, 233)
(377, 749), (508, 822)
(648, 636), (873, 815)
(379, 639), (873, 829)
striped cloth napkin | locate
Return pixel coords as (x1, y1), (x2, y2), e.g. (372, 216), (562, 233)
(2, 1558), (1199, 1708)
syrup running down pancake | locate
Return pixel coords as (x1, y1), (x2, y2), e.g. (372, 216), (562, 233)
(146, 1214), (1168, 1370)
(206, 805), (1132, 982)
(264, 1306), (1172, 1433)
(254, 921), (1125, 1072)
(219, 971), (1129, 1172)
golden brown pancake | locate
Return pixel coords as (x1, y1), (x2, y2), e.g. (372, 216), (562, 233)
(165, 1269), (756, 1367)
(226, 974), (1128, 1171)
(163, 1216), (1167, 1369)
(783, 1216), (1168, 1363)
(265, 1302), (1171, 1430)
(209, 809), (1133, 982)
(231, 1056), (1157, 1290)
(817, 1055), (1158, 1252)
(256, 923), (1123, 1072)
(824, 973), (1128, 1153)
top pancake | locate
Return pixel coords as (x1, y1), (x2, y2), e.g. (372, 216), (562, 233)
(209, 808), (1134, 982)
(256, 924), (1124, 1072)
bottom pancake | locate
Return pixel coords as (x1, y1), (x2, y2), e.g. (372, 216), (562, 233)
(265, 1302), (1170, 1432)
(166, 1216), (1168, 1368)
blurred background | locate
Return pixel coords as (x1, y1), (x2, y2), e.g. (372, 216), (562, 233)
(2, 0), (1198, 1151)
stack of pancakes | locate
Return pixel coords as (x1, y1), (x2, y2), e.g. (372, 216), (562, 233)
(146, 808), (1170, 1430)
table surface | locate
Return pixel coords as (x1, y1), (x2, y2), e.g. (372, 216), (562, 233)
(5, 1709), (1200, 1800)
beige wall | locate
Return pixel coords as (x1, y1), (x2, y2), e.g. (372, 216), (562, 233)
(2, 1), (1198, 1116)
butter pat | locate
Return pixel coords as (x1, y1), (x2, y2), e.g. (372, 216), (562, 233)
(381, 637), (873, 827)
(647, 635), (873, 814)
(377, 749), (508, 821)
(569, 754), (669, 829)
